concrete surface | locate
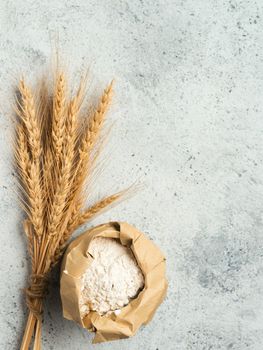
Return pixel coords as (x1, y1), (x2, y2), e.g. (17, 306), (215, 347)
(0, 1), (263, 349)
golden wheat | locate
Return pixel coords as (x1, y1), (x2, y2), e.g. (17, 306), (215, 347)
(15, 72), (126, 350)
(52, 73), (66, 161)
(17, 81), (45, 239)
(77, 192), (122, 227)
(63, 81), (114, 231)
(16, 125), (30, 185)
(80, 80), (113, 154)
(18, 79), (42, 160)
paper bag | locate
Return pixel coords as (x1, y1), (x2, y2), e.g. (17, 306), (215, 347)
(60, 222), (167, 343)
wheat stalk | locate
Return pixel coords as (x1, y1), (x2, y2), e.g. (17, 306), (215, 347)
(15, 72), (128, 350)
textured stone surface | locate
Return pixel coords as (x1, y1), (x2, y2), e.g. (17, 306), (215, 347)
(0, 0), (263, 349)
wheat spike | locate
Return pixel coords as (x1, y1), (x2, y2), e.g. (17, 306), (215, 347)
(18, 79), (42, 160)
(52, 73), (66, 161)
(26, 161), (45, 238)
(47, 150), (74, 237)
(15, 124), (30, 187)
(66, 81), (114, 217)
(47, 83), (84, 238)
(65, 79), (85, 145)
(77, 192), (122, 226)
(18, 80), (44, 238)
(80, 80), (113, 154)
(51, 80), (89, 234)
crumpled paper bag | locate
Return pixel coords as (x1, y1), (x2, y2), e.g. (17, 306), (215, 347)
(60, 222), (167, 343)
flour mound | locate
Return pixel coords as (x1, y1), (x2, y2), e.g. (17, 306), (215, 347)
(80, 237), (144, 316)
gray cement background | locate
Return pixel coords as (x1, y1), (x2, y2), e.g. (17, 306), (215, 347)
(0, 0), (263, 349)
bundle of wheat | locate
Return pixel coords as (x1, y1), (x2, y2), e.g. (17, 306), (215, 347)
(15, 71), (124, 350)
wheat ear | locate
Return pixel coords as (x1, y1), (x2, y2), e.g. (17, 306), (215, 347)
(18, 79), (42, 160)
(67, 81), (114, 217)
(47, 83), (84, 239)
(77, 192), (123, 227)
(80, 80), (113, 154)
(15, 124), (30, 187)
(52, 73), (66, 161)
(18, 80), (44, 238)
(51, 83), (114, 263)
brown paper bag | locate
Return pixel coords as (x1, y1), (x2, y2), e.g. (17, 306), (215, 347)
(60, 222), (168, 343)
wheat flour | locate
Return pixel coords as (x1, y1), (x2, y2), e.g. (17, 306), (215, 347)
(79, 237), (144, 316)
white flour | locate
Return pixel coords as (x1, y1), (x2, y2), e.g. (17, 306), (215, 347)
(79, 237), (144, 316)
